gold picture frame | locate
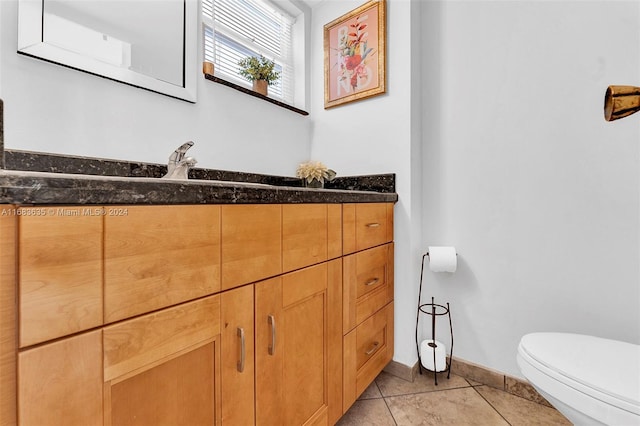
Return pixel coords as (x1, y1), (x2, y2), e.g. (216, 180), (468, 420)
(323, 0), (386, 109)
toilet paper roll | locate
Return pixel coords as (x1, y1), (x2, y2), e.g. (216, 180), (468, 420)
(420, 339), (447, 372)
(428, 246), (457, 273)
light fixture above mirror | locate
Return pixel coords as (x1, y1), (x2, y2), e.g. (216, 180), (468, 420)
(17, 0), (198, 102)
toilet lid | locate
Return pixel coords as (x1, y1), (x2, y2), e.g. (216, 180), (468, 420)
(519, 333), (640, 410)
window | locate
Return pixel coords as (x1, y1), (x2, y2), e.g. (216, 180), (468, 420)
(203, 0), (295, 104)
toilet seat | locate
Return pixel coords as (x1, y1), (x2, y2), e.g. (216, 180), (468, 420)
(518, 333), (640, 416)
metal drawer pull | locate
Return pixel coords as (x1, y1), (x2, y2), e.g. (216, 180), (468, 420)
(365, 278), (380, 287)
(237, 327), (245, 372)
(365, 341), (380, 356)
(268, 314), (276, 356)
(366, 222), (381, 228)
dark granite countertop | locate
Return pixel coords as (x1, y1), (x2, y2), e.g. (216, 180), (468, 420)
(0, 150), (397, 205)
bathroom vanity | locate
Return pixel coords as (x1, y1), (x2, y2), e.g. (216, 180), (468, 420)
(0, 153), (397, 426)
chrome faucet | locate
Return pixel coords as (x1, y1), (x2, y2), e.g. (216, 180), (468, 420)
(163, 141), (197, 179)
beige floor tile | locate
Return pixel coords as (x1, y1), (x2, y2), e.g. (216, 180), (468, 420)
(358, 381), (383, 400)
(386, 387), (509, 426)
(475, 385), (571, 426)
(375, 370), (470, 397)
(337, 398), (396, 426)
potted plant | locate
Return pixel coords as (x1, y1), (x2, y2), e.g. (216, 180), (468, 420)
(296, 161), (337, 188)
(238, 55), (281, 96)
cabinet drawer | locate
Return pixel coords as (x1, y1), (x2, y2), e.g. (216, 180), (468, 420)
(104, 205), (220, 323)
(343, 203), (393, 255)
(221, 205), (281, 290)
(19, 210), (103, 347)
(343, 302), (394, 411)
(343, 243), (394, 333)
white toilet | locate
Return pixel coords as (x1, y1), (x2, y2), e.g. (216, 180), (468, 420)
(517, 332), (640, 425)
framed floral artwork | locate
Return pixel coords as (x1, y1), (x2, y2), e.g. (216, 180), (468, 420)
(324, 0), (386, 109)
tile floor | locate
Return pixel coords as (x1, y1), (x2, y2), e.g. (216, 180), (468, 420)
(337, 371), (571, 426)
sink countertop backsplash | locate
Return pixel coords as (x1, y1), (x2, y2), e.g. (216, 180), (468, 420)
(1, 149), (397, 205)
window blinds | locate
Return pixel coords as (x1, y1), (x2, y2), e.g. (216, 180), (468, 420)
(203, 0), (294, 103)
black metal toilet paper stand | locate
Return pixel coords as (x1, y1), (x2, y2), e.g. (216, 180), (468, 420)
(415, 253), (454, 385)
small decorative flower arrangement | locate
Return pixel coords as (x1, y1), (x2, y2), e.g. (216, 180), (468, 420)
(296, 161), (337, 188)
(238, 55), (281, 96)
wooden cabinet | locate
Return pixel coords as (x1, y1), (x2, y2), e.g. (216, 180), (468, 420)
(282, 204), (342, 273)
(221, 285), (255, 425)
(19, 209), (103, 347)
(18, 330), (103, 426)
(221, 205), (281, 291)
(0, 209), (17, 426)
(103, 295), (222, 426)
(341, 204), (395, 414)
(104, 205), (221, 322)
(255, 261), (342, 426)
(221, 204), (342, 290)
(342, 203), (393, 255)
(4, 202), (395, 426)
(220, 261), (343, 426)
(343, 302), (394, 409)
(343, 243), (394, 333)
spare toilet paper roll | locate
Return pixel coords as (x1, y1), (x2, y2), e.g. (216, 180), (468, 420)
(420, 339), (447, 372)
(428, 246), (457, 273)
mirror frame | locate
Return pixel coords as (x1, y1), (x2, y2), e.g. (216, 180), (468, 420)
(17, 0), (198, 102)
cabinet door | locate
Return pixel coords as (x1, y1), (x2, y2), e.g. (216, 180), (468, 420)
(256, 261), (342, 426)
(221, 205), (281, 291)
(19, 209), (103, 347)
(221, 285), (255, 425)
(104, 205), (221, 323)
(103, 295), (222, 426)
(18, 330), (103, 426)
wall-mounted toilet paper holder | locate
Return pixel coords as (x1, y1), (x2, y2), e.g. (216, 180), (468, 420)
(415, 252), (455, 385)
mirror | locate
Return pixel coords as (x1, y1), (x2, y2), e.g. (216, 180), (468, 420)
(17, 0), (197, 102)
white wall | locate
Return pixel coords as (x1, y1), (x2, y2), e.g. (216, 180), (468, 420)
(311, 0), (640, 379)
(0, 0), (311, 175)
(310, 0), (423, 368)
(422, 0), (640, 378)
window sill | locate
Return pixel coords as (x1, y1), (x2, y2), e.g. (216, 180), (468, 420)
(204, 74), (309, 116)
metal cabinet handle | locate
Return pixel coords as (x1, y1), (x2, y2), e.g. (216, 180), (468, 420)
(365, 341), (380, 356)
(268, 314), (276, 356)
(365, 278), (380, 287)
(366, 222), (380, 228)
(237, 327), (245, 372)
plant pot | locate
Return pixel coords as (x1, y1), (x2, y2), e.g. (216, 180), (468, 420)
(202, 61), (214, 75)
(253, 80), (268, 96)
(303, 179), (323, 189)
